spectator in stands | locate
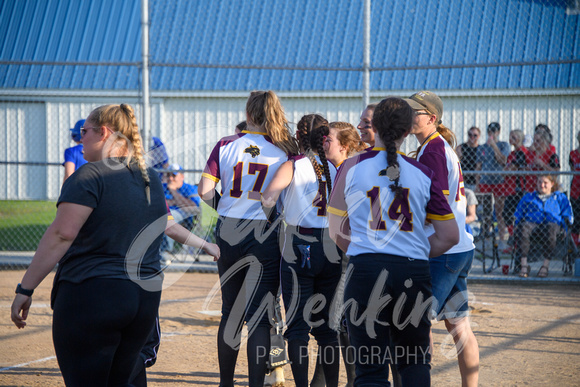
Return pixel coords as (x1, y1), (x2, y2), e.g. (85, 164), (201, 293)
(515, 175), (573, 278)
(569, 131), (580, 245)
(62, 119), (88, 183)
(476, 122), (510, 243)
(502, 130), (532, 242)
(456, 126), (480, 191)
(164, 164), (200, 231)
(535, 124), (556, 153)
(527, 124), (560, 192)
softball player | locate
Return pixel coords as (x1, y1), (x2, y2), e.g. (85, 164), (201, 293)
(262, 114), (343, 387)
(405, 90), (480, 387)
(327, 97), (459, 386)
(198, 90), (298, 387)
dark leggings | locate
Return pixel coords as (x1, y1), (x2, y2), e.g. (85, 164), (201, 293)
(215, 217), (281, 387)
(516, 221), (559, 258)
(52, 278), (161, 387)
(281, 227), (342, 387)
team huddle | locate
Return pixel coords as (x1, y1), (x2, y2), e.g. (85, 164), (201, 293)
(11, 90), (479, 387)
(199, 91), (479, 387)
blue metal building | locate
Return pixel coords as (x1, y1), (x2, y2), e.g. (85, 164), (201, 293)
(0, 0), (579, 199)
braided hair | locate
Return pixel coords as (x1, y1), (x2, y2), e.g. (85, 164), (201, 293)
(88, 104), (152, 204)
(372, 97), (414, 197)
(296, 114), (332, 201)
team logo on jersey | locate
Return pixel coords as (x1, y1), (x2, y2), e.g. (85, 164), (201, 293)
(244, 145), (260, 158)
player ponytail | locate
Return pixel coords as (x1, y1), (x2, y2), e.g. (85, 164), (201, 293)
(311, 124), (333, 201)
(372, 97), (414, 197)
(246, 90), (299, 156)
(436, 123), (457, 149)
(296, 114), (331, 199)
(87, 104), (152, 204)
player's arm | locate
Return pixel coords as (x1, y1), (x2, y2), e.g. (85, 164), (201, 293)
(429, 218), (459, 257)
(11, 202), (93, 328)
(199, 143), (222, 210)
(327, 164), (351, 253)
(198, 175), (217, 199)
(465, 203), (477, 224)
(475, 162), (482, 191)
(328, 212), (351, 253)
(261, 160), (294, 209)
(165, 217), (220, 261)
(63, 161), (76, 184)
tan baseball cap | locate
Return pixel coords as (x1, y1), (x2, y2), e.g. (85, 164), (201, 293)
(403, 91), (443, 124)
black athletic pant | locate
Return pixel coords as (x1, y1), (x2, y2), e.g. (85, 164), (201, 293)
(215, 217), (280, 387)
(53, 278), (161, 386)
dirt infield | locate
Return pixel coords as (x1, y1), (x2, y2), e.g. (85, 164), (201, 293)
(1, 270), (580, 386)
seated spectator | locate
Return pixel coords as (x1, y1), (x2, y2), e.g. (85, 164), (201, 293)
(164, 164), (200, 229)
(514, 175), (573, 278)
(161, 164), (201, 253)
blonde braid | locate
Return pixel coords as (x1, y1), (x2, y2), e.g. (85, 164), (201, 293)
(120, 104), (151, 205)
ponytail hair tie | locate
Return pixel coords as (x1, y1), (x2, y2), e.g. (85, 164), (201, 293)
(386, 165), (400, 181)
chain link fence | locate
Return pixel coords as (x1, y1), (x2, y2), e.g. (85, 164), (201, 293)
(1, 0), (579, 278)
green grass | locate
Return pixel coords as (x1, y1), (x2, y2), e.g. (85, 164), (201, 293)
(0, 200), (57, 251)
(0, 200), (218, 251)
(197, 202), (218, 242)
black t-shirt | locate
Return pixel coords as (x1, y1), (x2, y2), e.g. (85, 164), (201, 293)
(56, 158), (167, 284)
(460, 143), (478, 186)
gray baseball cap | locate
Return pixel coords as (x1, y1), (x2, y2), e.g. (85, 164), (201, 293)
(403, 91), (443, 124)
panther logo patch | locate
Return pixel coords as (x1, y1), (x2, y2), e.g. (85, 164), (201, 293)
(244, 145), (260, 158)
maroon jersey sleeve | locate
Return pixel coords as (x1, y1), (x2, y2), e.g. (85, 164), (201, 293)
(426, 177), (455, 221)
(202, 142), (222, 182)
(419, 148), (450, 194)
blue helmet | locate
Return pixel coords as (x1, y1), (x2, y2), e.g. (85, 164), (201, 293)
(70, 119), (85, 142)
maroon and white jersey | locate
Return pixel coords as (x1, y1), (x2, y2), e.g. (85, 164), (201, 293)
(281, 155), (338, 228)
(416, 132), (475, 254)
(202, 130), (288, 220)
(328, 148), (455, 259)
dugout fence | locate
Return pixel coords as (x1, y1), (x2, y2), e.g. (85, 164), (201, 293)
(1, 165), (579, 279)
(1, 0), (579, 280)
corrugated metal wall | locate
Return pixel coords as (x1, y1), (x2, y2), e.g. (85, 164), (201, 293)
(2, 94), (577, 200)
(1, 0), (578, 90)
